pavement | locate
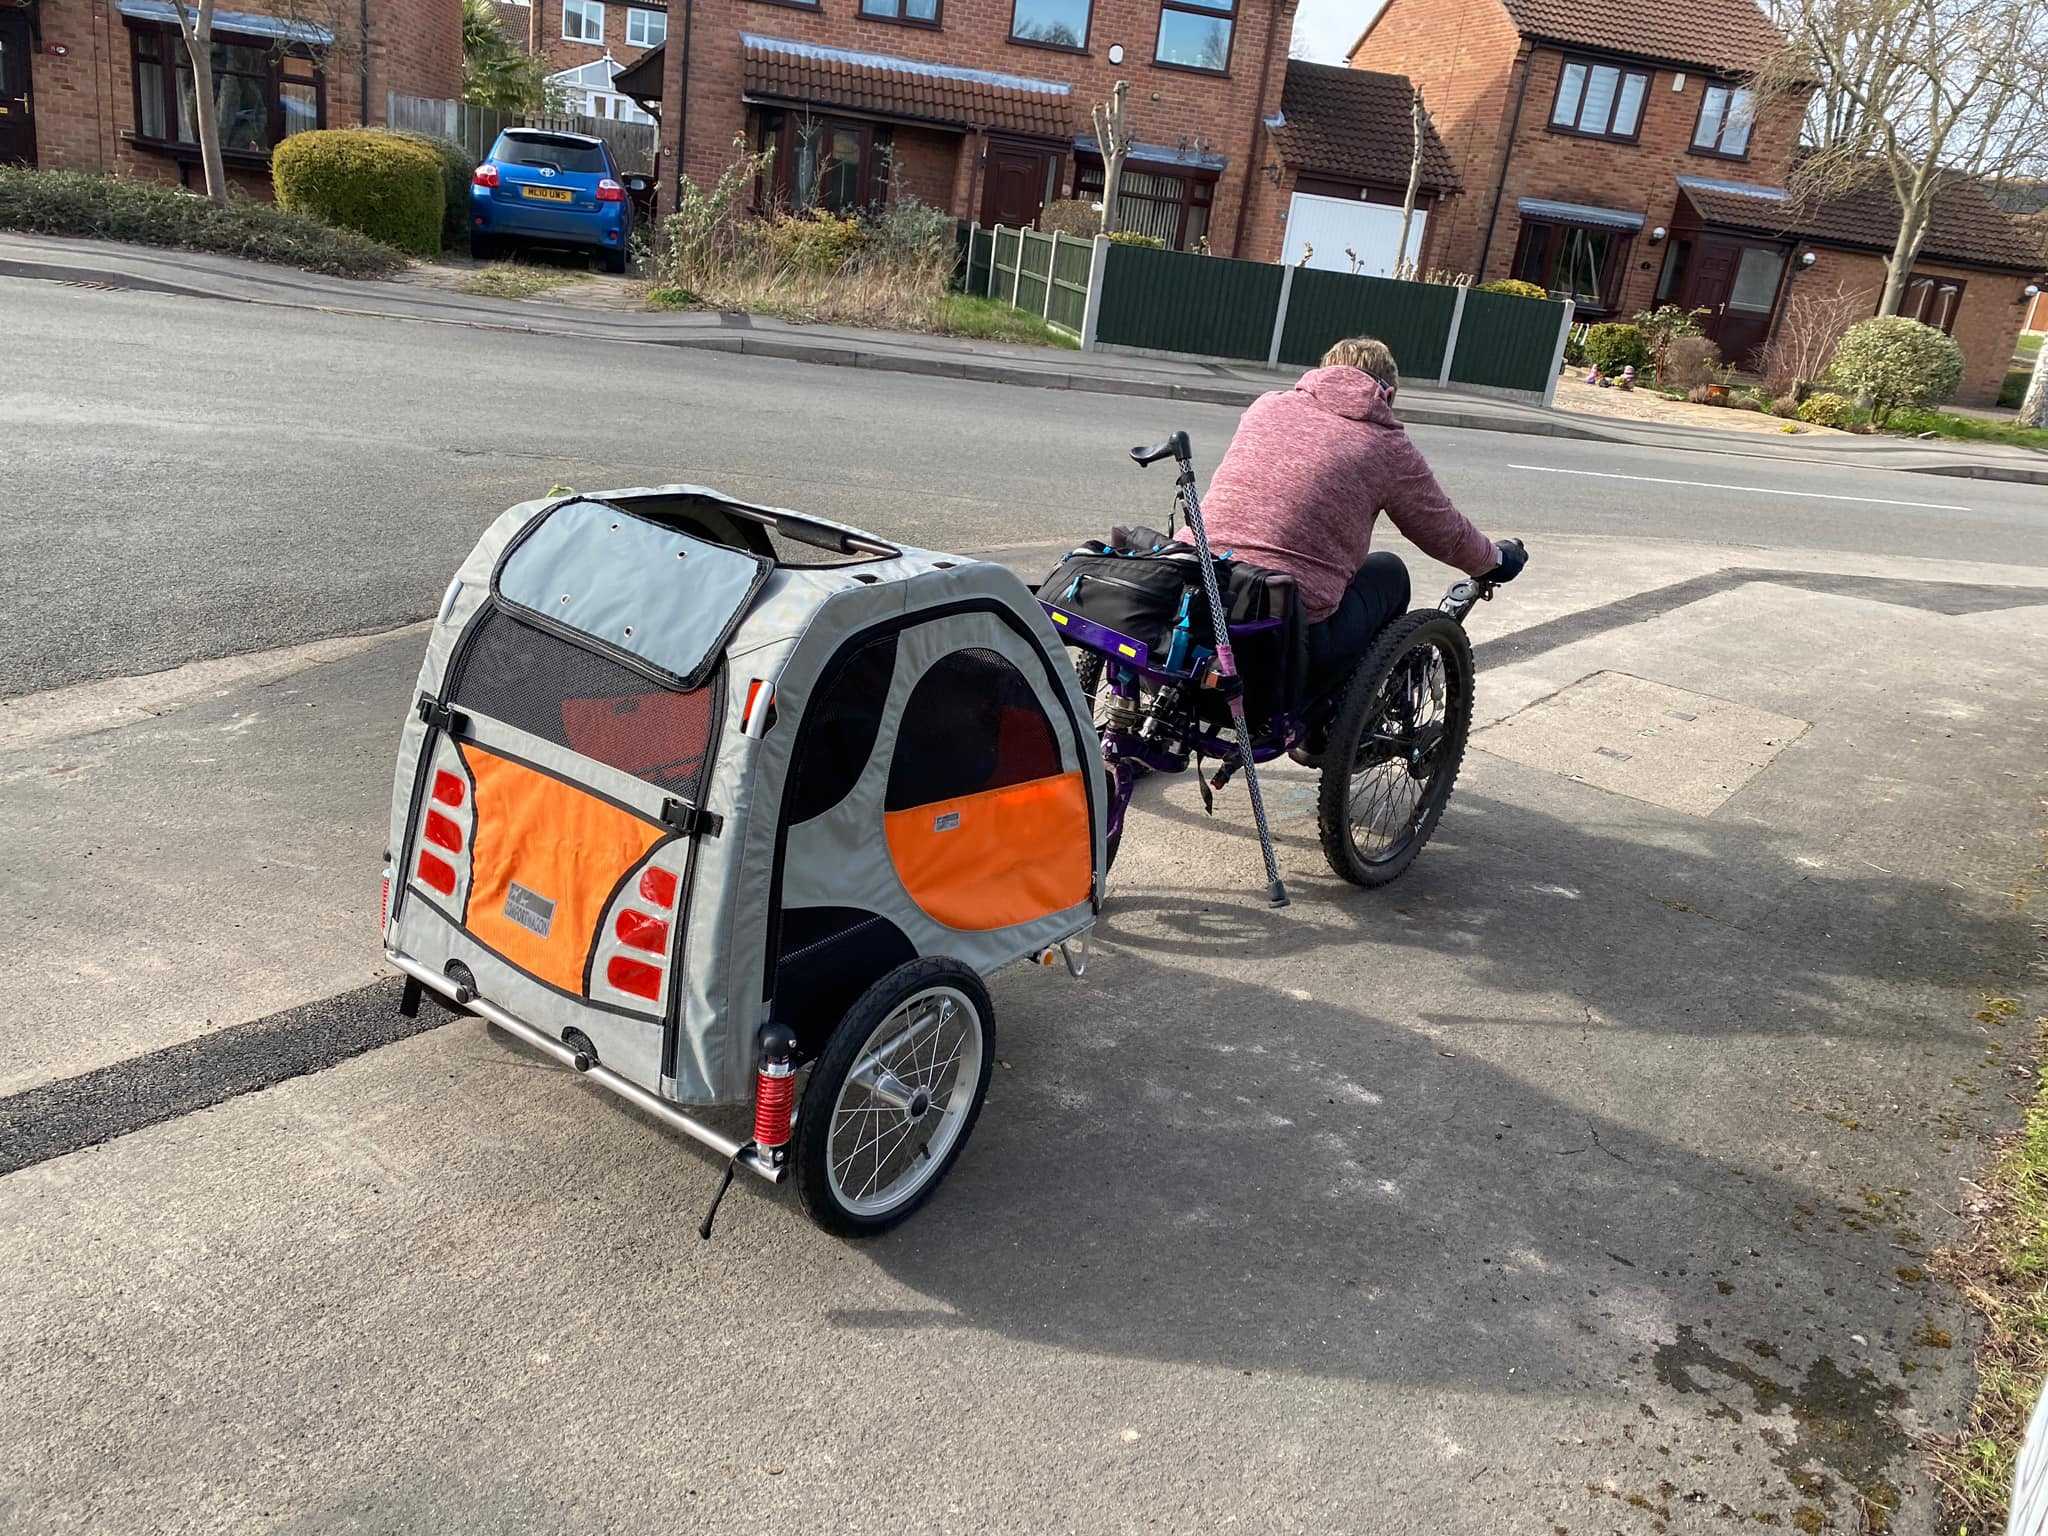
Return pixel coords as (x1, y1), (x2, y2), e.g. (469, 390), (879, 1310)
(2, 229), (2044, 486)
(3, 272), (2047, 1534)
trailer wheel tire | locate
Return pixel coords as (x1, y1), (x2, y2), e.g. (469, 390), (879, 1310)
(794, 958), (995, 1238)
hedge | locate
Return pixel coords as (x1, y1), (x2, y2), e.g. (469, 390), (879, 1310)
(273, 129), (443, 258)
(396, 132), (475, 252)
(0, 166), (408, 277)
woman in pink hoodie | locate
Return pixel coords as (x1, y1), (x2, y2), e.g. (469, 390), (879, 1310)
(1188, 336), (1525, 690)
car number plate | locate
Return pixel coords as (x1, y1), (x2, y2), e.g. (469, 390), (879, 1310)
(521, 186), (575, 203)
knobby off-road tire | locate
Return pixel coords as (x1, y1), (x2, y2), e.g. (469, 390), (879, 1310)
(794, 958), (996, 1238)
(1317, 610), (1475, 888)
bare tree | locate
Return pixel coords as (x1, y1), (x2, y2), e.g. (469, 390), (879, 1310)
(2022, 340), (2048, 427)
(1755, 0), (2048, 315)
(1392, 85), (1424, 279)
(165, 0), (354, 208)
(1091, 80), (1131, 238)
(1754, 278), (1867, 395)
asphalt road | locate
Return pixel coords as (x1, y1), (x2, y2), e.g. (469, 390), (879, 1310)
(4, 277), (2046, 698)
(3, 274), (2046, 1534)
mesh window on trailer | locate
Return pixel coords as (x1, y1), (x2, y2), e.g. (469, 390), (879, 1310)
(450, 609), (718, 799)
(886, 648), (1061, 811)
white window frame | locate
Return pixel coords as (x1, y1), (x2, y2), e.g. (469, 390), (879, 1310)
(625, 7), (665, 46)
(563, 0), (605, 44)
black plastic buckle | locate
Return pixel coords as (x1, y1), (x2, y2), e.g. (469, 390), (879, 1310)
(661, 798), (723, 838)
(417, 694), (467, 735)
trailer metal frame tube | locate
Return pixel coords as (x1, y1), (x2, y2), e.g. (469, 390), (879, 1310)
(387, 950), (785, 1184)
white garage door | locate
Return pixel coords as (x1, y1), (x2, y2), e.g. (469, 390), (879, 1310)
(1279, 194), (1427, 277)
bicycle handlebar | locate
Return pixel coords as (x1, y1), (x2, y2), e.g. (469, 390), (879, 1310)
(1130, 432), (1190, 468)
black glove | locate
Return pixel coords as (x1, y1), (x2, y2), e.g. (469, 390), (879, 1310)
(1483, 539), (1527, 584)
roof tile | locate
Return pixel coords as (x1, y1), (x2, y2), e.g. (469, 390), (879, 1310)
(1271, 62), (1460, 192)
(1496, 0), (1786, 74)
(1678, 170), (2047, 272)
(740, 34), (1075, 140)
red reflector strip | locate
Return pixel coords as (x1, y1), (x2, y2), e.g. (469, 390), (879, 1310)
(424, 809), (463, 853)
(615, 908), (669, 954)
(607, 955), (662, 1000)
(416, 850), (457, 895)
(432, 770), (465, 807)
(638, 866), (678, 908)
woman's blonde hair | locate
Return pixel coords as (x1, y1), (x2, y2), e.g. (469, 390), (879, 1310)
(1321, 336), (1399, 393)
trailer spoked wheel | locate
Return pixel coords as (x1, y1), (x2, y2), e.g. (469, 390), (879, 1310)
(794, 958), (995, 1238)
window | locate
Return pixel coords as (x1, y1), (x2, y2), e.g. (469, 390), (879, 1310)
(1727, 245), (1784, 315)
(860, 0), (940, 25)
(756, 112), (891, 213)
(490, 130), (611, 174)
(1549, 58), (1650, 141)
(1692, 83), (1755, 159)
(1655, 237), (1691, 305)
(129, 25), (323, 156)
(1510, 218), (1631, 311)
(563, 0), (604, 42)
(1074, 156), (1214, 249)
(1011, 0), (1089, 49)
(1899, 272), (1965, 334)
(625, 6), (665, 44)
(1153, 0), (1232, 72)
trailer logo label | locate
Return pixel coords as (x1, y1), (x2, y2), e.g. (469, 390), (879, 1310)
(934, 811), (961, 832)
(504, 882), (556, 938)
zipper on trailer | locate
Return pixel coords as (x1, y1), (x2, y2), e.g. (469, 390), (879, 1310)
(660, 660), (727, 1088)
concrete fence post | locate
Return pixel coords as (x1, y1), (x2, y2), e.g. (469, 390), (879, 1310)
(1438, 282), (1468, 388)
(1080, 235), (1110, 352)
(1044, 231), (1060, 320)
(987, 226), (1002, 299)
(966, 220), (982, 294)
(1266, 263), (1296, 369)
(1543, 298), (1576, 407)
(1012, 230), (1026, 308)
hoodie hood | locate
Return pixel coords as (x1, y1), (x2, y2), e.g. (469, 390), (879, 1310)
(1295, 365), (1400, 428)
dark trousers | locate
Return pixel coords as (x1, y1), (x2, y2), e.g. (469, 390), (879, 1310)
(1305, 551), (1410, 694)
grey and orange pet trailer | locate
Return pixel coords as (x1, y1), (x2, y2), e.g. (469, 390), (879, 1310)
(382, 487), (1104, 1235)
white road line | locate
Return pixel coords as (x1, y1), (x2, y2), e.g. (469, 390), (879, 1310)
(1508, 463), (1972, 512)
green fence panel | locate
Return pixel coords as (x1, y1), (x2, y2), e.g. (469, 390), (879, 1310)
(990, 227), (1022, 300)
(1047, 234), (1090, 335)
(1093, 243), (1284, 362)
(1016, 230), (1053, 317)
(1277, 269), (1458, 378)
(1449, 288), (1568, 393)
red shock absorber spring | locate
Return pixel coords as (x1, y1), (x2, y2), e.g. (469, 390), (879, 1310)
(753, 1022), (800, 1150)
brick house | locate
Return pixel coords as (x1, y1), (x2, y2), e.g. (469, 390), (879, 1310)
(1234, 59), (1461, 274)
(1350, 0), (2047, 403)
(490, 0), (664, 122)
(1, 0), (461, 192)
(609, 0), (1313, 259)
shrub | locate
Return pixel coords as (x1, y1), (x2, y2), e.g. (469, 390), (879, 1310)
(1757, 281), (1864, 399)
(1659, 334), (1722, 390)
(396, 132), (474, 251)
(1479, 278), (1548, 300)
(1632, 303), (1710, 371)
(273, 129), (443, 257)
(0, 165), (407, 276)
(1826, 315), (1964, 425)
(1999, 368), (2030, 409)
(761, 208), (868, 273)
(1769, 394), (1802, 419)
(1583, 321), (1650, 375)
(1686, 384), (1720, 405)
(1039, 198), (1099, 238)
(1797, 391), (1855, 428)
(1107, 229), (1165, 248)
(868, 195), (951, 266)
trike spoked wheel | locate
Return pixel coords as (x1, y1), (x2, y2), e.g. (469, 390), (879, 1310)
(1317, 611), (1475, 887)
(795, 958), (995, 1237)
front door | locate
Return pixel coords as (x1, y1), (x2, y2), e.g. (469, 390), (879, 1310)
(980, 141), (1054, 229)
(1688, 239), (1787, 369)
(0, 11), (36, 169)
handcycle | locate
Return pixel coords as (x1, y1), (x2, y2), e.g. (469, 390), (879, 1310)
(1042, 430), (1526, 906)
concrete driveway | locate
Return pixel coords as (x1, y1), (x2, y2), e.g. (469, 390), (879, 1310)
(2, 277), (2045, 1534)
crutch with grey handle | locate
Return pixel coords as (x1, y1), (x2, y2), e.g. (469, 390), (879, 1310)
(1129, 431), (1290, 908)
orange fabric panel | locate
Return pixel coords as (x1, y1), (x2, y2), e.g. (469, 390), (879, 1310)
(461, 745), (664, 994)
(884, 771), (1091, 932)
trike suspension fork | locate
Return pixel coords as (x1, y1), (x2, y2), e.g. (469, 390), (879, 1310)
(1160, 435), (1290, 909)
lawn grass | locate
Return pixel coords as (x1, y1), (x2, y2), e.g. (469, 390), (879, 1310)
(0, 166), (407, 278)
(933, 293), (1079, 349)
(2017, 332), (2041, 364)
(1882, 407), (2048, 453)
(458, 262), (591, 300)
(1930, 1014), (2048, 1533)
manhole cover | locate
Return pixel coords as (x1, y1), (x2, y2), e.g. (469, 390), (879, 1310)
(1473, 671), (1808, 815)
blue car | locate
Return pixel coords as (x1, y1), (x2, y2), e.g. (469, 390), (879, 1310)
(470, 128), (632, 274)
